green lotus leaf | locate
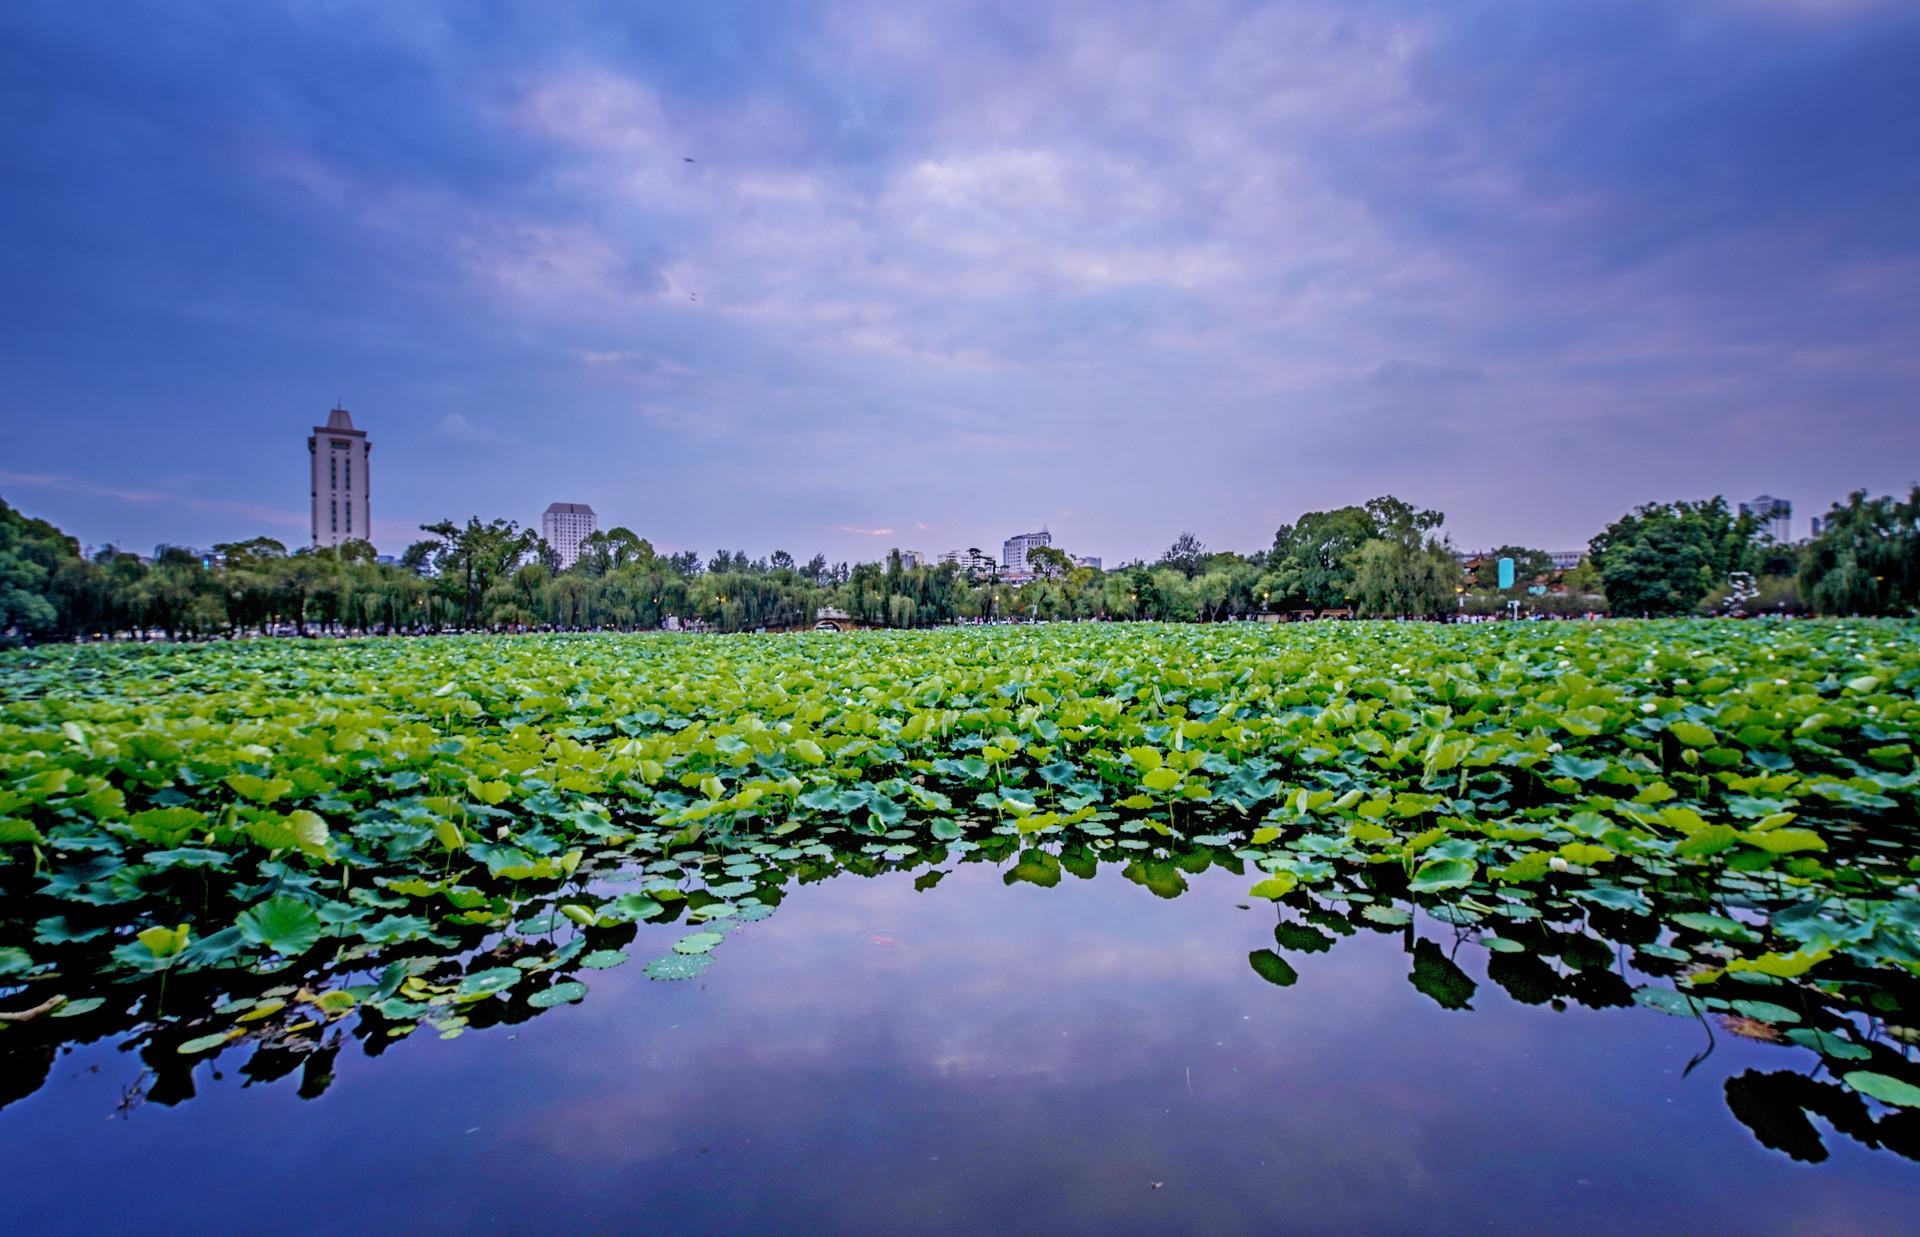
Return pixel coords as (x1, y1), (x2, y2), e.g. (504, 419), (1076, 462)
(456, 967), (522, 998)
(1634, 987), (1701, 1017)
(235, 897), (323, 955)
(528, 981), (588, 1008)
(1843, 1072), (1920, 1107)
(225, 773), (292, 804)
(1730, 999), (1800, 1025)
(1409, 857), (1475, 893)
(51, 997), (106, 1018)
(1785, 1028), (1870, 1060)
(644, 953), (714, 981)
(177, 1030), (240, 1055)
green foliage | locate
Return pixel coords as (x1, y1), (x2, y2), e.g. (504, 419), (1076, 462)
(1799, 487), (1920, 617)
(1, 619), (1919, 1139)
(0, 497), (80, 640)
(1590, 498), (1757, 616)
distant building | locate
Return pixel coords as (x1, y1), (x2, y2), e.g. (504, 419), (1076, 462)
(309, 407), (371, 549)
(1075, 555), (1103, 571)
(893, 548), (926, 568)
(940, 548), (997, 579)
(1002, 529), (1052, 572)
(1739, 495), (1792, 544)
(542, 502), (597, 569)
(1548, 550), (1584, 571)
(1810, 516), (1827, 539)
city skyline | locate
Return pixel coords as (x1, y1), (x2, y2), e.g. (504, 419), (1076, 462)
(19, 402), (1831, 568)
(3, 3), (1917, 563)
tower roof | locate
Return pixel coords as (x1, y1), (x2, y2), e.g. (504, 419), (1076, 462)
(313, 406), (366, 437)
(544, 502), (596, 515)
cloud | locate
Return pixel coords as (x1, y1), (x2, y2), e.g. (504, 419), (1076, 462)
(433, 412), (510, 447)
(1366, 360), (1488, 389)
(0, 471), (305, 531)
(2, 0), (1917, 558)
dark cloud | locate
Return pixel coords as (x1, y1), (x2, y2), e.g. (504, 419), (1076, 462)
(1, 0), (1915, 561)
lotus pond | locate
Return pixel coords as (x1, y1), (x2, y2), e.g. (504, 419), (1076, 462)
(3, 621), (1920, 1231)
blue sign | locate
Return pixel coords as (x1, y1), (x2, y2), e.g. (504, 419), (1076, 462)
(1497, 557), (1515, 590)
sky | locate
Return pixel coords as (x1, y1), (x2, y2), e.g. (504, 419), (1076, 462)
(1, 0), (1916, 564)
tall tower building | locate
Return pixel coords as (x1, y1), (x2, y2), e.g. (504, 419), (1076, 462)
(542, 502), (597, 569)
(309, 407), (371, 549)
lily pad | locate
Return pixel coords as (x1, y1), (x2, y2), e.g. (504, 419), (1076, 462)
(644, 953), (714, 981)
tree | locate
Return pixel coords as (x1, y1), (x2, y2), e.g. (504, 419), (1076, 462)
(1027, 545), (1074, 579)
(1267, 505), (1378, 609)
(420, 517), (540, 628)
(1590, 498), (1756, 617)
(577, 527), (654, 576)
(1352, 538), (1461, 617)
(0, 496), (78, 639)
(399, 540), (438, 574)
(1799, 487), (1919, 616)
(1158, 532), (1208, 578)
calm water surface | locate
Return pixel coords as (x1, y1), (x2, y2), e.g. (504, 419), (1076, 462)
(5, 861), (1917, 1234)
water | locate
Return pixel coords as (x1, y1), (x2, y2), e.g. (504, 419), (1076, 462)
(4, 858), (1916, 1234)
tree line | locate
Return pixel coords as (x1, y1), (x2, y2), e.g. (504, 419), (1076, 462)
(2, 486), (1915, 643)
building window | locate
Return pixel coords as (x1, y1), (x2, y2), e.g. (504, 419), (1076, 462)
(331, 501), (338, 533)
(345, 458), (351, 490)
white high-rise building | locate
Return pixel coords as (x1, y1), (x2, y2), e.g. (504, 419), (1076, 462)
(542, 503), (597, 569)
(893, 548), (926, 568)
(1002, 529), (1052, 571)
(308, 407), (371, 549)
(939, 548), (997, 579)
(1738, 495), (1792, 544)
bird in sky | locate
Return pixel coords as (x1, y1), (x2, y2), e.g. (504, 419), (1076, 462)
(683, 156), (695, 163)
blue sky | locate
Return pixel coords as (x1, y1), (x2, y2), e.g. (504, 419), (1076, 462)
(2, 0), (1916, 563)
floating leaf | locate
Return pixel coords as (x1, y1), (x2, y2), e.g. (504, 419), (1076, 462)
(1843, 1072), (1920, 1107)
(1409, 858), (1475, 894)
(177, 1030), (240, 1055)
(528, 981), (588, 1008)
(644, 953), (714, 981)
(456, 967), (522, 998)
(673, 932), (725, 955)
